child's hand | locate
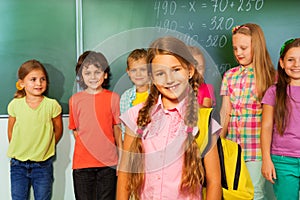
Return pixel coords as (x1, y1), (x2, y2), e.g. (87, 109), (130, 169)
(261, 158), (276, 184)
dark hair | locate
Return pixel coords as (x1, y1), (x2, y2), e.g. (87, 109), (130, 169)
(275, 38), (300, 135)
(14, 59), (49, 98)
(75, 51), (111, 89)
(127, 48), (147, 69)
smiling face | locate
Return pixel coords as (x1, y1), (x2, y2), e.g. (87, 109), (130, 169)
(127, 58), (149, 89)
(82, 64), (107, 93)
(151, 54), (194, 108)
(20, 69), (47, 97)
(280, 46), (300, 86)
(232, 33), (253, 67)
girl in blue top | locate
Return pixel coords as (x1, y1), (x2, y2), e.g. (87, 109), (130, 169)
(7, 59), (63, 200)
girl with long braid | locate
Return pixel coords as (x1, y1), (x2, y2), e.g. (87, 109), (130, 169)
(117, 36), (221, 200)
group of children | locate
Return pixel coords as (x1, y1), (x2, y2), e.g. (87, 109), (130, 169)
(6, 22), (300, 200)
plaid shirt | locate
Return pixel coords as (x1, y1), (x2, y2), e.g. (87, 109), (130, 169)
(120, 85), (136, 138)
(220, 65), (262, 161)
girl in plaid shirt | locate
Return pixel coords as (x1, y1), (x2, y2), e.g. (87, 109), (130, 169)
(220, 23), (276, 199)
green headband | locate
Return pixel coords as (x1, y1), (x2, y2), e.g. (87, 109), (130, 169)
(280, 38), (295, 56)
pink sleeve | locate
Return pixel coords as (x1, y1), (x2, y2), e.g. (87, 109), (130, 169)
(119, 104), (143, 132)
(197, 83), (215, 105)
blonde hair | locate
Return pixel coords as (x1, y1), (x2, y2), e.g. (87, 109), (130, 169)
(127, 36), (204, 199)
(14, 59), (49, 98)
(233, 23), (275, 99)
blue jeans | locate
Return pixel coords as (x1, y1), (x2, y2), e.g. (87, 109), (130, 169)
(10, 157), (54, 200)
(73, 166), (117, 200)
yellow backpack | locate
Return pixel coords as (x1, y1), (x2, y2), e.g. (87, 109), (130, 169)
(197, 108), (254, 200)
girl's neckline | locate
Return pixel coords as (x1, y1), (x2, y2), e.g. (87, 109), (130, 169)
(25, 96), (44, 109)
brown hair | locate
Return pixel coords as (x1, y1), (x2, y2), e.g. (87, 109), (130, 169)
(75, 51), (110, 89)
(127, 36), (204, 199)
(232, 23), (275, 100)
(189, 46), (205, 69)
(14, 59), (49, 98)
(127, 48), (147, 70)
(275, 38), (300, 135)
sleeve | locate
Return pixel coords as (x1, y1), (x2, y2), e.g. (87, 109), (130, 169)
(68, 97), (76, 130)
(51, 99), (62, 118)
(120, 90), (127, 115)
(119, 104), (142, 133)
(220, 71), (229, 96)
(197, 83), (210, 104)
(112, 92), (121, 125)
(7, 99), (16, 117)
(207, 84), (216, 107)
(261, 85), (276, 106)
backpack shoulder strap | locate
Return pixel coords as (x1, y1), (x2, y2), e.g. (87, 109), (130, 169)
(196, 108), (213, 157)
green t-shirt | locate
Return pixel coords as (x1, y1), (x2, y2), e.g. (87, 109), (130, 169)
(7, 96), (62, 161)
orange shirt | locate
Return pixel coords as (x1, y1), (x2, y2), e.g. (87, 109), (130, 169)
(69, 90), (120, 169)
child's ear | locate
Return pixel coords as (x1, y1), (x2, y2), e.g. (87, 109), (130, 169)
(19, 79), (25, 88)
(104, 73), (108, 79)
(279, 58), (285, 69)
(189, 65), (195, 78)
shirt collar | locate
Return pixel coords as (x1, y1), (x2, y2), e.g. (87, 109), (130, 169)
(151, 95), (199, 136)
(240, 65), (254, 73)
(152, 95), (187, 117)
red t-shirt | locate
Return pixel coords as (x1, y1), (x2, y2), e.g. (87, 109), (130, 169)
(69, 90), (120, 169)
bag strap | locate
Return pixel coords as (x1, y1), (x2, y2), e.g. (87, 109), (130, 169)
(233, 144), (242, 190)
(196, 108), (213, 157)
(217, 138), (228, 189)
(219, 137), (243, 190)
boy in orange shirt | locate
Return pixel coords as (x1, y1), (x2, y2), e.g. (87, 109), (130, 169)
(69, 51), (122, 200)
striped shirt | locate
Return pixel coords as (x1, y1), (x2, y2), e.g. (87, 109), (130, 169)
(220, 65), (262, 161)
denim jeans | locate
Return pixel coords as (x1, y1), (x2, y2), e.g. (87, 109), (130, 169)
(10, 157), (54, 200)
(73, 166), (117, 200)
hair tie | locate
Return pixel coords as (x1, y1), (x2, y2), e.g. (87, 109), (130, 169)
(232, 25), (249, 34)
(16, 81), (23, 90)
(186, 126), (193, 134)
(137, 128), (144, 136)
(280, 38), (295, 56)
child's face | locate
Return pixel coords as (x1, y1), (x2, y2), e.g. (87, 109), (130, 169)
(127, 58), (149, 88)
(82, 64), (107, 93)
(20, 69), (47, 97)
(193, 54), (205, 76)
(232, 33), (253, 67)
(151, 54), (193, 108)
(280, 46), (300, 85)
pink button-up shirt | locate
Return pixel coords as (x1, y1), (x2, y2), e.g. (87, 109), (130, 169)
(120, 97), (202, 200)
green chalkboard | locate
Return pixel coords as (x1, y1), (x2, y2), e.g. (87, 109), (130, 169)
(0, 0), (76, 116)
(82, 0), (300, 114)
(2, 0), (300, 116)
